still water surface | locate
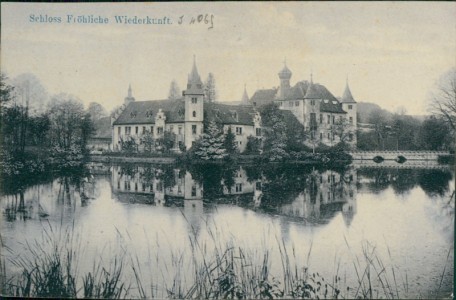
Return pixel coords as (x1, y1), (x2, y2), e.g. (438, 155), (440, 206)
(1, 162), (454, 298)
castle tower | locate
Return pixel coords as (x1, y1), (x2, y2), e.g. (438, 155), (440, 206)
(278, 60), (292, 99)
(341, 77), (357, 146)
(183, 56), (205, 149)
(124, 84), (135, 106)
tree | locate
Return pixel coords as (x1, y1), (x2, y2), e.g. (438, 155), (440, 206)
(158, 130), (177, 152)
(168, 80), (181, 100)
(87, 102), (108, 121)
(429, 67), (456, 131)
(0, 73), (14, 109)
(418, 116), (451, 150)
(260, 105), (289, 161)
(223, 126), (238, 155)
(141, 130), (155, 152)
(11, 73), (49, 115)
(47, 94), (93, 151)
(244, 136), (262, 155)
(204, 73), (217, 102)
(331, 118), (352, 146)
(194, 121), (227, 160)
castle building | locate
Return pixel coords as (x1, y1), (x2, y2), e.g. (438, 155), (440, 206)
(111, 58), (262, 152)
(250, 63), (357, 147)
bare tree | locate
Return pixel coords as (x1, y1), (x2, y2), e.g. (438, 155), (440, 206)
(87, 102), (108, 121)
(204, 73), (217, 102)
(168, 79), (181, 100)
(429, 67), (456, 131)
(11, 73), (49, 115)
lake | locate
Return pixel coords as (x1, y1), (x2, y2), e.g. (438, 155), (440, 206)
(1, 162), (454, 299)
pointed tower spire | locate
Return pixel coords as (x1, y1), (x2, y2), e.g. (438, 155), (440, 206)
(310, 69), (313, 84)
(241, 83), (250, 105)
(184, 56), (204, 95)
(124, 84), (135, 105)
(341, 77), (356, 103)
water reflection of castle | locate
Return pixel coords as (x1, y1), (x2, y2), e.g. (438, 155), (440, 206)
(110, 165), (357, 226)
(279, 169), (357, 226)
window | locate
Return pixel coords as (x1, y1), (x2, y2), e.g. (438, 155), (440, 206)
(256, 182), (262, 191)
(278, 102), (283, 107)
(256, 128), (262, 137)
(135, 126), (138, 134)
(191, 185), (197, 197)
(192, 125), (197, 134)
(327, 133), (330, 139)
(150, 126), (154, 135)
(235, 183), (243, 193)
(125, 126), (131, 135)
(157, 127), (164, 135)
(236, 127), (242, 135)
(170, 125), (174, 132)
(289, 101), (294, 107)
(191, 97), (198, 104)
(232, 111), (238, 120)
(320, 133), (323, 140)
(135, 183), (138, 191)
(295, 101), (300, 106)
(192, 111), (196, 117)
(142, 183), (146, 192)
(117, 180), (120, 189)
(178, 126), (182, 135)
(348, 105), (353, 110)
(311, 99), (315, 106)
(332, 116), (335, 124)
(178, 185), (182, 194)
(327, 115), (331, 124)
(349, 116), (353, 124)
(142, 126), (146, 134)
(319, 114), (323, 124)
(118, 127), (121, 135)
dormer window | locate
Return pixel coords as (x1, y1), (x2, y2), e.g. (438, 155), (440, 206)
(130, 111), (137, 118)
(146, 110), (153, 118)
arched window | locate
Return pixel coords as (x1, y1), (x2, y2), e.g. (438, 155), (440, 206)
(192, 111), (196, 117)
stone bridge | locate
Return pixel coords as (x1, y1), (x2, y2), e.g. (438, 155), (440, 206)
(349, 151), (451, 161)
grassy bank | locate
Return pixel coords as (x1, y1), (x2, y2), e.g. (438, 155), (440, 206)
(2, 220), (449, 300)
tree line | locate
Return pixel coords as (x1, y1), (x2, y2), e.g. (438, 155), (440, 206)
(0, 73), (103, 175)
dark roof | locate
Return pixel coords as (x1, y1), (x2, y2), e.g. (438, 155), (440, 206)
(250, 88), (278, 106)
(113, 99), (185, 125)
(284, 84), (305, 100)
(93, 116), (112, 138)
(205, 102), (256, 125)
(341, 83), (356, 103)
(320, 99), (347, 114)
(113, 99), (256, 126)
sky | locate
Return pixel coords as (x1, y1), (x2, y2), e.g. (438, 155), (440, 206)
(1, 2), (455, 115)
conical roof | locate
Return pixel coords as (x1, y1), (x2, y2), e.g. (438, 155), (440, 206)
(185, 56), (204, 95)
(341, 82), (356, 103)
(241, 85), (250, 105)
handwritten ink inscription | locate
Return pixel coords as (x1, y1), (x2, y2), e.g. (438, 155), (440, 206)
(178, 14), (214, 29)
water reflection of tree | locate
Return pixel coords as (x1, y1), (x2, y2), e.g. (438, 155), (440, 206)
(260, 164), (312, 209)
(358, 167), (453, 197)
(418, 169), (453, 197)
